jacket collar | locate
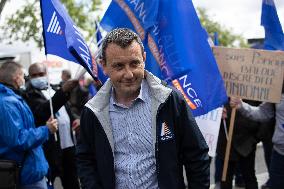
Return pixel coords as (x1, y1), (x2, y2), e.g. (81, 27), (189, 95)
(0, 82), (24, 99)
(85, 71), (172, 155)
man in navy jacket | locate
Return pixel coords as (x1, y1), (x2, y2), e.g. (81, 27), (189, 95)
(76, 28), (210, 189)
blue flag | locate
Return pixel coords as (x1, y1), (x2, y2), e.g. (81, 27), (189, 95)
(88, 83), (98, 97)
(95, 21), (103, 46)
(40, 0), (97, 79)
(214, 32), (219, 46)
(261, 0), (284, 50)
(93, 21), (108, 83)
(101, 0), (227, 116)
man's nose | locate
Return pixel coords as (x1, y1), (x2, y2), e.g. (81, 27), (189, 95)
(124, 67), (134, 78)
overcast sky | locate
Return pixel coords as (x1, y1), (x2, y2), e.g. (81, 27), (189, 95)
(101, 0), (284, 39)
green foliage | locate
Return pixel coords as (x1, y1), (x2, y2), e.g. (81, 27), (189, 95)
(197, 8), (248, 48)
(0, 0), (101, 48)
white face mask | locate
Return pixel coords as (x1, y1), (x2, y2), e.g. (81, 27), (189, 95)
(30, 76), (48, 90)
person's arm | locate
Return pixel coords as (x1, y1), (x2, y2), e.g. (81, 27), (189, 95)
(230, 97), (274, 121)
(76, 107), (103, 189)
(0, 102), (51, 151)
(176, 93), (210, 189)
(31, 89), (69, 125)
(27, 80), (78, 126)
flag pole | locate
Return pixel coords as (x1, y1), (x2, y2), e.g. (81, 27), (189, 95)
(40, 0), (57, 141)
(221, 107), (236, 181)
(44, 58), (58, 141)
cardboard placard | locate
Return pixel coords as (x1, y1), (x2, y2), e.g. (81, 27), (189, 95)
(213, 46), (284, 103)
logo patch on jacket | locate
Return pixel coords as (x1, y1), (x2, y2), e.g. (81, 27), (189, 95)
(160, 122), (173, 141)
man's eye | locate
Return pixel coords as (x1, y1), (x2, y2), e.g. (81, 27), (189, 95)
(113, 64), (123, 70)
(131, 61), (141, 67)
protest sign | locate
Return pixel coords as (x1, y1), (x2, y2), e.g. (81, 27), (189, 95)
(214, 46), (284, 103)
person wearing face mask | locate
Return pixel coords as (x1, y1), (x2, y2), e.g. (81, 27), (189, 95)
(23, 62), (80, 189)
(0, 61), (58, 188)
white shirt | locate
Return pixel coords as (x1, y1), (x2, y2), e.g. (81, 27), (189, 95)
(41, 88), (74, 149)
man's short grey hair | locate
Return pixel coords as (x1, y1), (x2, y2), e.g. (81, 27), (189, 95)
(100, 28), (144, 62)
(0, 61), (22, 85)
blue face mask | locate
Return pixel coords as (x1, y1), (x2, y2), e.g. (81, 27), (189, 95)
(30, 76), (48, 90)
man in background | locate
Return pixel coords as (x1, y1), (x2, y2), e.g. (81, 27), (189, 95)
(0, 61), (57, 188)
(24, 62), (80, 189)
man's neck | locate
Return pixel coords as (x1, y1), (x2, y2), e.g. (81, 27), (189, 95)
(0, 81), (15, 89)
(0, 81), (24, 96)
(114, 92), (139, 107)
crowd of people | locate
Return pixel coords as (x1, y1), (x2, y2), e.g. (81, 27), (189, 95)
(0, 28), (282, 189)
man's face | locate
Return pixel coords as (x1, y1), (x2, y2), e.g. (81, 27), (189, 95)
(29, 64), (46, 79)
(61, 73), (68, 82)
(102, 41), (146, 100)
(14, 69), (25, 89)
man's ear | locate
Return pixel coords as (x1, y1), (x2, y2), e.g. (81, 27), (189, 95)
(143, 52), (146, 62)
(100, 59), (108, 76)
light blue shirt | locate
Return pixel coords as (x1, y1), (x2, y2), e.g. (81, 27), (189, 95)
(109, 80), (158, 189)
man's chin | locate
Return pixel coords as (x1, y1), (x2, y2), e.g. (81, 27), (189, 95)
(122, 87), (140, 96)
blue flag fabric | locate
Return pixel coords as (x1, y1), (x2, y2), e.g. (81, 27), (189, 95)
(88, 83), (98, 97)
(40, 0), (97, 79)
(261, 0), (284, 50)
(101, 0), (227, 116)
(95, 21), (103, 46)
(214, 32), (219, 46)
(94, 21), (108, 83)
(97, 63), (108, 84)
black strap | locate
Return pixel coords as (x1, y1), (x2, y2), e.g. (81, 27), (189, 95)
(0, 151), (28, 167)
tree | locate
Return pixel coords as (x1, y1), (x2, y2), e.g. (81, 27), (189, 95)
(197, 8), (248, 48)
(0, 0), (101, 48)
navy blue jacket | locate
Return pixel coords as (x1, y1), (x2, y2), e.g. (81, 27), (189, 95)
(76, 72), (210, 189)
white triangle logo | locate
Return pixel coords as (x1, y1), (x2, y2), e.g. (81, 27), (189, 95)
(47, 11), (62, 34)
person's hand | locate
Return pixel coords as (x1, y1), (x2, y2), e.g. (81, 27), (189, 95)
(72, 119), (80, 132)
(46, 117), (58, 134)
(229, 97), (243, 109)
(222, 107), (228, 119)
(62, 79), (79, 92)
